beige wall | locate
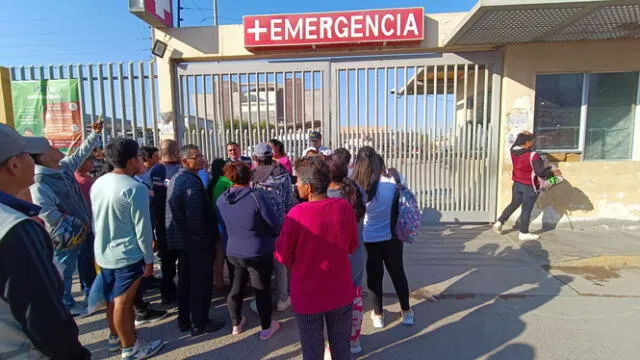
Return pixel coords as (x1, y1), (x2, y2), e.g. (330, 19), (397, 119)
(498, 39), (640, 227)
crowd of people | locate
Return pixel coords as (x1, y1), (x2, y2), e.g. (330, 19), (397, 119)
(0, 124), (417, 360)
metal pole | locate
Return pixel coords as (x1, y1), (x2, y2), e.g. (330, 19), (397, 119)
(213, 0), (219, 26)
(177, 0), (182, 27)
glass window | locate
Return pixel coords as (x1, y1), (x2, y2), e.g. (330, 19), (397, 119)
(534, 74), (584, 150)
(584, 72), (638, 160)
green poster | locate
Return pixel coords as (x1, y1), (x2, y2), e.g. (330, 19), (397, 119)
(11, 80), (46, 137)
(12, 79), (82, 153)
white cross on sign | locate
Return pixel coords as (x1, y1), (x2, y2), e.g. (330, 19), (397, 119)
(247, 19), (267, 42)
(153, 0), (171, 18)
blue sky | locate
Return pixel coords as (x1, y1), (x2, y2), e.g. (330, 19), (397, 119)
(0, 0), (477, 67)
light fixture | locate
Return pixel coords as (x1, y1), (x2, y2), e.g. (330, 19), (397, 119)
(152, 40), (168, 58)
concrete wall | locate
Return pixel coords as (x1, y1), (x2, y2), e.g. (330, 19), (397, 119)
(498, 39), (640, 228)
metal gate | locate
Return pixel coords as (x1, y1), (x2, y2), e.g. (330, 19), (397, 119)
(176, 52), (502, 222)
(10, 62), (161, 146)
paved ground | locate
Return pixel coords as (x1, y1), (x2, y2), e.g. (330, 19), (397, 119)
(76, 225), (640, 359)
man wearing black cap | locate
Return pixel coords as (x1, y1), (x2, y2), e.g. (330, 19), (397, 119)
(0, 123), (90, 359)
(308, 131), (333, 156)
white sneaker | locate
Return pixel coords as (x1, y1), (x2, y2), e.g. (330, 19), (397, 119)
(350, 339), (363, 354)
(519, 232), (540, 241)
(370, 311), (384, 328)
(402, 310), (415, 326)
(493, 221), (503, 234)
(249, 300), (258, 314)
(276, 297), (291, 312)
(121, 339), (165, 360)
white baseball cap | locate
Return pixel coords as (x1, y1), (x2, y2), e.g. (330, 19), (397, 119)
(0, 123), (50, 164)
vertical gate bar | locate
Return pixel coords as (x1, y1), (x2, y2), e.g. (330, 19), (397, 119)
(421, 65), (428, 209)
(412, 66), (418, 196)
(178, 75), (186, 144)
(443, 64), (449, 211)
(482, 65), (490, 212)
(87, 64), (96, 126)
(128, 63), (138, 142)
(227, 74), (235, 143)
(355, 68), (360, 152)
(374, 68), (379, 153)
(256, 72), (262, 142)
(301, 71), (306, 144)
(215, 75), (225, 154)
(431, 65), (437, 210)
(333, 69), (340, 156)
(247, 73), (254, 147)
(488, 61), (503, 221)
(282, 72), (288, 154)
(38, 66), (44, 80)
(383, 68), (389, 170)
(292, 72), (298, 147)
(402, 66), (408, 179)
(149, 62), (158, 146)
(97, 64), (107, 143)
(138, 62), (148, 145)
(345, 69), (351, 154)
(18, 66), (25, 80)
(108, 64), (117, 139)
(472, 64), (479, 211)
(203, 75), (212, 159)
(452, 64), (459, 211)
(238, 73), (246, 150)
(77, 65), (88, 135)
(28, 66), (35, 80)
(365, 68), (369, 151)
(193, 75), (202, 149)
(462, 64), (469, 212)
(436, 65), (443, 212)
(48, 65), (54, 80)
(393, 67), (399, 170)
(58, 65), (64, 79)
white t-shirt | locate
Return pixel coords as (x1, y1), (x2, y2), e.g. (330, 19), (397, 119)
(363, 173), (405, 243)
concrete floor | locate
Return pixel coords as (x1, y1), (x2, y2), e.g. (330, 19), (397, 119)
(76, 225), (640, 359)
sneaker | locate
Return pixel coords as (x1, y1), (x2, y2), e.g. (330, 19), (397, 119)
(121, 339), (164, 360)
(232, 316), (247, 335)
(276, 297), (291, 312)
(259, 321), (281, 340)
(493, 221), (503, 234)
(107, 335), (120, 352)
(350, 339), (363, 355)
(519, 232), (540, 241)
(402, 310), (415, 326)
(135, 309), (168, 327)
(370, 311), (384, 329)
(249, 300), (258, 314)
(69, 305), (87, 317)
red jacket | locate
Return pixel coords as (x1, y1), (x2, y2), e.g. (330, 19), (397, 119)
(275, 198), (358, 314)
(510, 146), (553, 188)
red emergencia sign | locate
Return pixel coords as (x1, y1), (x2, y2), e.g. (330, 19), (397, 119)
(244, 8), (424, 49)
(130, 0), (173, 28)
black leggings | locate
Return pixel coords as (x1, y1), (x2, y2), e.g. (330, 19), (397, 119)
(227, 257), (273, 330)
(498, 182), (538, 234)
(365, 239), (410, 314)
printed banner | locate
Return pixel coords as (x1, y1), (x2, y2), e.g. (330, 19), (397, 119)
(12, 79), (82, 153)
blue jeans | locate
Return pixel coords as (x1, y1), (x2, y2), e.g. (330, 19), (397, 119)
(77, 232), (96, 300)
(54, 247), (81, 309)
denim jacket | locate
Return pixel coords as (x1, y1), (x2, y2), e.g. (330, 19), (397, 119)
(30, 132), (101, 233)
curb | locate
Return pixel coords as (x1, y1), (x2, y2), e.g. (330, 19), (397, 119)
(546, 255), (640, 269)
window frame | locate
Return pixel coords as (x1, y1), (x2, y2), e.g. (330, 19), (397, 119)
(533, 71), (640, 160)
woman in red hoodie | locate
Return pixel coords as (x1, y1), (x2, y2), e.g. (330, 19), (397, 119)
(276, 156), (358, 360)
(493, 132), (561, 241)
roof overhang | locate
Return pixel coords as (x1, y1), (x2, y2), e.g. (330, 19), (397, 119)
(445, 0), (640, 46)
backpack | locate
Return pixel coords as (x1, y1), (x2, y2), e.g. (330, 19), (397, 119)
(528, 152), (563, 193)
(252, 171), (296, 222)
(388, 168), (421, 244)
